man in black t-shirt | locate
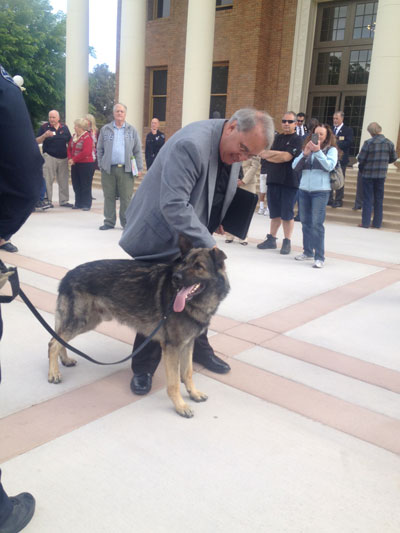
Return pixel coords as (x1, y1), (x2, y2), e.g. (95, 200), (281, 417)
(257, 111), (302, 255)
(36, 110), (72, 207)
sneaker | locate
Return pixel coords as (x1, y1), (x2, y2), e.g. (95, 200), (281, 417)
(280, 238), (291, 255)
(257, 234), (277, 249)
(295, 253), (313, 261)
(257, 207), (265, 215)
(313, 260), (324, 269)
(263, 208), (269, 216)
(0, 242), (18, 253)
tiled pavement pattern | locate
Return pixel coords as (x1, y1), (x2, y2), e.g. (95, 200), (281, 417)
(0, 186), (399, 532)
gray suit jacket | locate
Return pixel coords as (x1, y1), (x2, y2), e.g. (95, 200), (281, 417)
(119, 119), (240, 260)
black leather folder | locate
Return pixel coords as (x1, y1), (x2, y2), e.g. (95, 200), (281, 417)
(221, 187), (258, 240)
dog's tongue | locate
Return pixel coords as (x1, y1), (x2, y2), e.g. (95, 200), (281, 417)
(173, 285), (195, 312)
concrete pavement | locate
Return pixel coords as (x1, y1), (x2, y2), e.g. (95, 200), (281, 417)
(0, 186), (399, 532)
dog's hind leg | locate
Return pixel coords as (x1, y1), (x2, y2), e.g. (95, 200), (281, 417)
(180, 341), (208, 404)
(48, 330), (75, 384)
(162, 343), (194, 418)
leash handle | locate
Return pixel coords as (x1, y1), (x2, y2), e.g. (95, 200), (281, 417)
(0, 261), (20, 303)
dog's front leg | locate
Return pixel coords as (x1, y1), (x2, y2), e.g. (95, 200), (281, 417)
(162, 343), (194, 418)
(180, 342), (208, 403)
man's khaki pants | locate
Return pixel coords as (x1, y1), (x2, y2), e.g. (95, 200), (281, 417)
(101, 165), (135, 228)
(42, 153), (70, 204)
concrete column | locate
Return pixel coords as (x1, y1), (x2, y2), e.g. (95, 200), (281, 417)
(181, 0), (216, 127)
(66, 0), (89, 129)
(119, 0), (146, 134)
(287, 0), (318, 114)
(360, 0), (400, 150)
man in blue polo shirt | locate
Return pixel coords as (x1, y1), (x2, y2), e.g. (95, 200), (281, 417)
(97, 103), (143, 230)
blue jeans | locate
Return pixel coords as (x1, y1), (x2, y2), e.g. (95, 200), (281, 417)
(361, 178), (385, 228)
(299, 190), (330, 262)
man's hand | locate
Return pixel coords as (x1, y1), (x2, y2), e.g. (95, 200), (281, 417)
(0, 270), (13, 290)
(68, 159), (74, 166)
(237, 179), (244, 187)
(215, 225), (225, 235)
(44, 130), (54, 139)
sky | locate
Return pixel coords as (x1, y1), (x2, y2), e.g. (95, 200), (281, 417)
(49, 0), (118, 72)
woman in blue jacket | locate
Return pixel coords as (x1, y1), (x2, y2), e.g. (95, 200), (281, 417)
(292, 125), (338, 268)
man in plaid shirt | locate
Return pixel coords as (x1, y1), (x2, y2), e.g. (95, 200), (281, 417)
(357, 122), (397, 229)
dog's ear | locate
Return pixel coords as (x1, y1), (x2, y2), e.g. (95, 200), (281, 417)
(210, 247), (227, 269)
(178, 234), (193, 256)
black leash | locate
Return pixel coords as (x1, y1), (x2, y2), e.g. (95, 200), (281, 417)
(0, 261), (173, 366)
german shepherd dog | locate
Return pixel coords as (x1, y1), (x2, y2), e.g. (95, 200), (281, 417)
(48, 236), (230, 417)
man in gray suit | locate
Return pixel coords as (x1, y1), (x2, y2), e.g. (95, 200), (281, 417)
(120, 108), (274, 395)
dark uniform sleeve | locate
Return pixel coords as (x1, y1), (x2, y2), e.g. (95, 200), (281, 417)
(0, 68), (44, 240)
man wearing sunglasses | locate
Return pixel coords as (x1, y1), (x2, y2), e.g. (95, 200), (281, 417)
(257, 111), (302, 255)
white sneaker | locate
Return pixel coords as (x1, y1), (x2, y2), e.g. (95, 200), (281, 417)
(263, 208), (269, 216)
(313, 260), (324, 269)
(257, 207), (265, 215)
(295, 253), (313, 261)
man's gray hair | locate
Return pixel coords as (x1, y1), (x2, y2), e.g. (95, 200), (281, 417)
(334, 111), (344, 119)
(228, 108), (275, 149)
(367, 122), (382, 136)
(113, 102), (127, 112)
(284, 111), (297, 120)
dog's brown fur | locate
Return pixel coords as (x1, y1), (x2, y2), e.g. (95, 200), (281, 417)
(48, 236), (230, 417)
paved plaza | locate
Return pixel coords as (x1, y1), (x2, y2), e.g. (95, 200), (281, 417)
(0, 186), (399, 532)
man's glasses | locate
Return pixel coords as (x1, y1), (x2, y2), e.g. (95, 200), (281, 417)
(297, 119), (304, 123)
(282, 119), (295, 124)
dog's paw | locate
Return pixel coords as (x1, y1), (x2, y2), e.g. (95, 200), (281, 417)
(190, 390), (208, 403)
(61, 357), (77, 367)
(176, 403), (194, 418)
(48, 372), (62, 384)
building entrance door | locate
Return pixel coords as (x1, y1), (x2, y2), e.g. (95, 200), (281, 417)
(306, 0), (377, 159)
(308, 91), (366, 157)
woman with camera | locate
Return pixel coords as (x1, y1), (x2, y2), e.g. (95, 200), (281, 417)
(292, 124), (338, 269)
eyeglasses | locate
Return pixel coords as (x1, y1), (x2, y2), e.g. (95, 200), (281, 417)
(282, 120), (295, 124)
(297, 119), (304, 123)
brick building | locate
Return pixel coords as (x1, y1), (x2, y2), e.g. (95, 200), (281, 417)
(65, 0), (400, 157)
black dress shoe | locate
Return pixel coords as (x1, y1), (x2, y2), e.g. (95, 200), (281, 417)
(193, 351), (231, 374)
(130, 373), (152, 395)
(0, 492), (35, 533)
(99, 224), (114, 230)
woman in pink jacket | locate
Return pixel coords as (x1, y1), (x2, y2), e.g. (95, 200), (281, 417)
(68, 118), (94, 210)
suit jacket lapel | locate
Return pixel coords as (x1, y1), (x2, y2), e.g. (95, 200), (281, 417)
(207, 120), (224, 219)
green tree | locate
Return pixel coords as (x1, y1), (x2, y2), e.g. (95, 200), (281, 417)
(0, 0), (66, 129)
(89, 63), (116, 128)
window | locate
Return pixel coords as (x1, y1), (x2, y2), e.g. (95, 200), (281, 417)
(209, 64), (229, 118)
(147, 0), (170, 21)
(353, 2), (377, 39)
(347, 49), (372, 84)
(320, 5), (347, 41)
(216, 0), (233, 10)
(150, 68), (167, 122)
(310, 96), (337, 124)
(315, 52), (342, 85)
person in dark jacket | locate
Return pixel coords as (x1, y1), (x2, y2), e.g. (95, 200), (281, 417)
(0, 64), (43, 533)
(357, 122), (397, 229)
(145, 117), (165, 170)
(329, 111), (353, 207)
